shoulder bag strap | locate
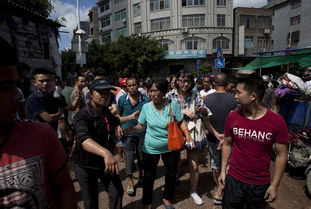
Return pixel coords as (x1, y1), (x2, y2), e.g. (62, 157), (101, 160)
(169, 101), (175, 122)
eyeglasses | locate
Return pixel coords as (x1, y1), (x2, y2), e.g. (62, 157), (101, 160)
(179, 79), (192, 84)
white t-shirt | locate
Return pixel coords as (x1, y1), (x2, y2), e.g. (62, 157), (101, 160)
(200, 89), (216, 98)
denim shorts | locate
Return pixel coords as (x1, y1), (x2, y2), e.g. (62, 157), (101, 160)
(208, 142), (221, 170)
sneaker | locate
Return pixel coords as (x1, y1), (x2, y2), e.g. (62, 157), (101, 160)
(190, 192), (203, 205)
(126, 185), (135, 196)
(213, 199), (222, 205)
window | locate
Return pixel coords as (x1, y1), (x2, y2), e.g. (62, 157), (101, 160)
(217, 14), (226, 27)
(182, 0), (204, 6)
(160, 39), (173, 50)
(133, 3), (141, 17)
(244, 36), (254, 48)
(90, 27), (94, 35)
(116, 27), (127, 38)
(185, 38), (198, 50)
(240, 15), (255, 28)
(182, 14), (205, 27)
(101, 15), (111, 28)
(150, 0), (169, 12)
(217, 0), (226, 7)
(151, 17), (170, 31)
(291, 0), (301, 9)
(102, 32), (111, 42)
(288, 31), (300, 45)
(213, 37), (229, 49)
(258, 16), (270, 28)
(115, 9), (126, 21)
(134, 22), (142, 34)
(89, 12), (93, 22)
(290, 15), (301, 25)
(257, 37), (267, 49)
(115, 0), (124, 4)
(100, 1), (110, 13)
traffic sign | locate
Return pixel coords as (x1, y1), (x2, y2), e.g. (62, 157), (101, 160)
(215, 57), (225, 68)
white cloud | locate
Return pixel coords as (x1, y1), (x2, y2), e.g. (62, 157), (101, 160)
(50, 0), (91, 49)
(233, 0), (267, 8)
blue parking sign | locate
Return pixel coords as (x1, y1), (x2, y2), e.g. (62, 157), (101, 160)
(215, 58), (225, 68)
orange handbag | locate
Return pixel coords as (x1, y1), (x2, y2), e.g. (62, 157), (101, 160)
(167, 103), (185, 151)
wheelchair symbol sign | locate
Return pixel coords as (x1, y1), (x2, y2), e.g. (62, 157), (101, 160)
(215, 58), (225, 68)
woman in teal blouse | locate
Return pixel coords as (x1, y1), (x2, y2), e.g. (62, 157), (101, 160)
(127, 78), (193, 209)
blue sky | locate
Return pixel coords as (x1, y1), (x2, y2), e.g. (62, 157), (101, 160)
(50, 0), (97, 50)
(51, 0), (267, 51)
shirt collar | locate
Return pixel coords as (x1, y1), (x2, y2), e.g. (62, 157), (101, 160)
(125, 93), (144, 103)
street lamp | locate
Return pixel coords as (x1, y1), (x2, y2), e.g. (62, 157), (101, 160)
(76, 0), (85, 67)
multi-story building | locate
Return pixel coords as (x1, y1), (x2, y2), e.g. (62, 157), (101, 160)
(89, 6), (100, 44)
(97, 0), (128, 43)
(233, 7), (273, 57)
(93, 0), (233, 75)
(267, 0), (311, 50)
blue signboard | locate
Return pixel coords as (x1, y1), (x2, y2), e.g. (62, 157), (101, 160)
(165, 50), (206, 59)
(215, 57), (225, 68)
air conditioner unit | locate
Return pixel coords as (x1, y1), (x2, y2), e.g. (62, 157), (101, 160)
(264, 29), (271, 34)
(122, 18), (127, 23)
(181, 27), (188, 33)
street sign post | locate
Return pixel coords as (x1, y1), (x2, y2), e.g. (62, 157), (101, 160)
(215, 57), (225, 69)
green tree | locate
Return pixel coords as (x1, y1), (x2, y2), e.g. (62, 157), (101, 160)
(13, 0), (54, 18)
(86, 35), (165, 77)
(60, 49), (76, 74)
(276, 62), (305, 78)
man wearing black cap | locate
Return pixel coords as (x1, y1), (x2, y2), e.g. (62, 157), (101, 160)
(73, 79), (139, 209)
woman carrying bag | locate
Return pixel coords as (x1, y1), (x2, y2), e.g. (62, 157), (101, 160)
(166, 71), (221, 205)
(126, 78), (193, 209)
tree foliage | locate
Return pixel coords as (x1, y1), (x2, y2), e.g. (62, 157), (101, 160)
(86, 35), (165, 77)
(60, 49), (76, 73)
(13, 0), (54, 18)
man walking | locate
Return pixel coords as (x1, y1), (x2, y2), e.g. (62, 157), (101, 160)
(204, 73), (237, 205)
(219, 74), (289, 209)
(118, 77), (149, 195)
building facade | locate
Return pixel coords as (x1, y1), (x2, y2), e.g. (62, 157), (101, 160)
(0, 0), (62, 76)
(233, 7), (273, 57)
(92, 0), (233, 75)
(89, 6), (100, 44)
(268, 0), (311, 50)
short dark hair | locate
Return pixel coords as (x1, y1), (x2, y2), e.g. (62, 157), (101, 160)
(195, 78), (203, 84)
(237, 74), (266, 101)
(75, 74), (85, 82)
(16, 62), (31, 73)
(0, 37), (19, 67)
(126, 76), (138, 85)
(150, 78), (169, 94)
(94, 68), (107, 77)
(32, 68), (55, 77)
(214, 73), (227, 87)
(226, 75), (237, 85)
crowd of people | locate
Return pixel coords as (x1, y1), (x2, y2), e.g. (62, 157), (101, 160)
(0, 36), (290, 209)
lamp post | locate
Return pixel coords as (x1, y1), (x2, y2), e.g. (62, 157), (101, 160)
(76, 0), (86, 67)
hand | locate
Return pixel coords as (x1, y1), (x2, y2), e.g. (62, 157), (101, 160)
(185, 136), (195, 149)
(103, 152), (119, 174)
(184, 110), (195, 120)
(131, 110), (140, 121)
(218, 172), (226, 187)
(124, 125), (134, 136)
(115, 126), (123, 140)
(215, 132), (224, 142)
(57, 108), (64, 117)
(196, 106), (207, 116)
(264, 185), (277, 202)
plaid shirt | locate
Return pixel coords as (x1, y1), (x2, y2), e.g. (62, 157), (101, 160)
(166, 89), (212, 119)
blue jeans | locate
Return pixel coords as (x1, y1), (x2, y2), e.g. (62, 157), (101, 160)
(74, 165), (123, 209)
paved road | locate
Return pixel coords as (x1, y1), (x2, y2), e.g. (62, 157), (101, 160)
(73, 149), (311, 209)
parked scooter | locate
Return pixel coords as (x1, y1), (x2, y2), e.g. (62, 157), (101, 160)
(287, 127), (311, 194)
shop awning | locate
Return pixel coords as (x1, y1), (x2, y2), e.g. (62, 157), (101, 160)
(233, 50), (311, 71)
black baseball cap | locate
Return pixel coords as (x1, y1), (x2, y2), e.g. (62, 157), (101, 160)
(88, 79), (117, 91)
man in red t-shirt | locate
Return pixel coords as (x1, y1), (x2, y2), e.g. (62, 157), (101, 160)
(219, 74), (289, 209)
(0, 37), (76, 209)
